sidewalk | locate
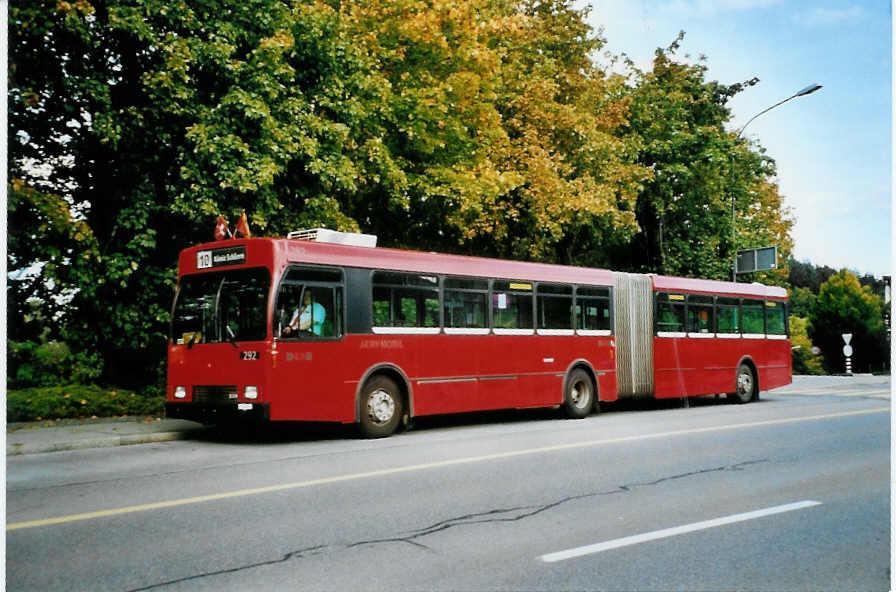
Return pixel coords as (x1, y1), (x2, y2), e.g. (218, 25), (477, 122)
(6, 417), (207, 456)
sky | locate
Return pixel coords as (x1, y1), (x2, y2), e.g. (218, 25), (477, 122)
(580, 0), (892, 278)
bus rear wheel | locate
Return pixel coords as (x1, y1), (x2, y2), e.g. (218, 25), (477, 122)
(359, 376), (403, 438)
(728, 363), (757, 404)
(563, 369), (595, 419)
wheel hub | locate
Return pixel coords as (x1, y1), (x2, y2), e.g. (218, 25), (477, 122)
(368, 389), (395, 424)
(571, 381), (589, 408)
(738, 371), (753, 396)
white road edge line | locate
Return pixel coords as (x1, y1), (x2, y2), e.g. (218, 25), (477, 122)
(539, 500), (822, 563)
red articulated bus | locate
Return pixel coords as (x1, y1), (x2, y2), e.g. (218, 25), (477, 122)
(166, 229), (791, 437)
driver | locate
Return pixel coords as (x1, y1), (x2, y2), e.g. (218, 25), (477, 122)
(282, 290), (326, 336)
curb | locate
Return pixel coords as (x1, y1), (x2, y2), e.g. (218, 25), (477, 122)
(6, 428), (206, 457)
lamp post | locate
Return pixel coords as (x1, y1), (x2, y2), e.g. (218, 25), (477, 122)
(731, 83), (822, 281)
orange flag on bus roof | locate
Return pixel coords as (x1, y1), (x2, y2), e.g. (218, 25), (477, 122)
(214, 215), (231, 241)
(235, 210), (252, 238)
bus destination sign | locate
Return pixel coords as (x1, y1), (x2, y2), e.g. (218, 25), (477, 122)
(196, 246), (246, 269)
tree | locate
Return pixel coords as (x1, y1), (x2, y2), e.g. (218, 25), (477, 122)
(339, 0), (648, 262)
(613, 33), (793, 280)
(9, 3), (801, 388)
(789, 285), (816, 318)
(788, 257), (837, 293)
(11, 0), (392, 384)
(789, 315), (824, 375)
(10, 0), (649, 384)
(809, 270), (888, 374)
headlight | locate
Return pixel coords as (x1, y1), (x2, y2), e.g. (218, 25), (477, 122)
(244, 386), (258, 400)
(174, 386), (187, 399)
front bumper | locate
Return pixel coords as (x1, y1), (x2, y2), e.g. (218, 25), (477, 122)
(165, 401), (270, 424)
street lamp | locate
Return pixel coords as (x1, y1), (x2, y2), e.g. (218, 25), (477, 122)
(736, 83), (822, 139)
(731, 83), (822, 280)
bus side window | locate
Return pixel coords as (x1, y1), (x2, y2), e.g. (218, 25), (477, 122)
(276, 284), (301, 337)
(716, 297), (740, 334)
(576, 286), (611, 332)
(687, 295), (714, 334)
(765, 300), (787, 336)
(312, 288), (341, 337)
(656, 293), (686, 334)
(275, 267), (344, 339)
(537, 284), (573, 330)
(372, 272), (439, 328)
(742, 299), (765, 334)
(444, 277), (488, 328)
(492, 281), (534, 329)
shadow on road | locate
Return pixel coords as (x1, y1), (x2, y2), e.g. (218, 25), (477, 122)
(196, 393), (746, 444)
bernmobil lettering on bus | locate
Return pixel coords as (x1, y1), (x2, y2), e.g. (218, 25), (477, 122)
(167, 222), (791, 438)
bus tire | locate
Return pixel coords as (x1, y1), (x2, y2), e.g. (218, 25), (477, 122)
(728, 363), (756, 404)
(563, 369), (595, 419)
(359, 375), (403, 438)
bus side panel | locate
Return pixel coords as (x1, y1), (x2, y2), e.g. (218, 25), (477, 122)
(267, 333), (623, 421)
(653, 336), (793, 399)
(596, 370), (619, 403)
(412, 334), (482, 416)
(485, 335), (559, 409)
(699, 338), (741, 394)
(653, 337), (689, 398)
(755, 338), (792, 391)
(653, 337), (735, 398)
(268, 340), (357, 422)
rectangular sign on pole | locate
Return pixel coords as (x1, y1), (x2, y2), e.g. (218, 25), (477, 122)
(736, 246), (778, 274)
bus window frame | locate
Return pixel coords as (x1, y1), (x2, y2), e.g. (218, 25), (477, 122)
(536, 283), (575, 335)
(274, 264), (345, 342)
(765, 299), (789, 339)
(655, 292), (687, 337)
(715, 296), (741, 338)
(686, 294), (715, 338)
(443, 275), (490, 335)
(370, 270), (441, 334)
(491, 279), (536, 335)
(741, 297), (766, 338)
(574, 285), (613, 336)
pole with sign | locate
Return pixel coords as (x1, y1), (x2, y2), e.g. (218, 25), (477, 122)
(842, 333), (853, 375)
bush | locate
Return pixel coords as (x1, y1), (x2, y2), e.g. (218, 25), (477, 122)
(7, 384), (165, 422)
(8, 339), (103, 388)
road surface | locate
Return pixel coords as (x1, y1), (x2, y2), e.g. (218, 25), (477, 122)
(6, 376), (890, 591)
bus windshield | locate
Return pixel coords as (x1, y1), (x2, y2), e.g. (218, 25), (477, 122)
(171, 267), (270, 344)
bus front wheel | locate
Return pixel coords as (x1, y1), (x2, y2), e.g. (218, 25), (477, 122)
(359, 376), (403, 438)
(563, 369), (595, 419)
(728, 363), (757, 404)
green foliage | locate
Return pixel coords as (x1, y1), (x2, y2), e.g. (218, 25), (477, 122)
(789, 316), (825, 375)
(8, 340), (102, 388)
(612, 32), (792, 279)
(789, 286), (816, 318)
(788, 258), (837, 293)
(809, 270), (888, 373)
(7, 384), (164, 422)
(9, 2), (796, 387)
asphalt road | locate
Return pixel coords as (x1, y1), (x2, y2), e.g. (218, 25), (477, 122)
(6, 376), (891, 591)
